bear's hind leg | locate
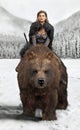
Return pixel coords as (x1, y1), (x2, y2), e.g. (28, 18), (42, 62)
(57, 80), (68, 109)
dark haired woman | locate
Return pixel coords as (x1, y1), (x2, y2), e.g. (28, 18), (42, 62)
(20, 10), (54, 57)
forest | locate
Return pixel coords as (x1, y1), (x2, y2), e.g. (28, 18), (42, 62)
(0, 30), (80, 58)
(53, 28), (80, 58)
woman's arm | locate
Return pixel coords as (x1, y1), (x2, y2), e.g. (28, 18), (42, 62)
(43, 22), (54, 50)
(44, 37), (50, 47)
(31, 35), (36, 45)
(29, 22), (41, 45)
(43, 22), (54, 42)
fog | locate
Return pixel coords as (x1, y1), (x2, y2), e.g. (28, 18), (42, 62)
(0, 0), (80, 24)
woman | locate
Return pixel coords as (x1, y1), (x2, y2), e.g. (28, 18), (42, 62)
(20, 10), (54, 57)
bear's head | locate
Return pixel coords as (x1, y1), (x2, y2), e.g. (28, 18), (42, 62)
(28, 56), (55, 89)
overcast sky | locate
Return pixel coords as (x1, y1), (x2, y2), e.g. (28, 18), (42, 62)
(0, 0), (80, 24)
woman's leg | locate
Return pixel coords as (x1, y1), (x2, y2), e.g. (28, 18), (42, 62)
(20, 42), (30, 57)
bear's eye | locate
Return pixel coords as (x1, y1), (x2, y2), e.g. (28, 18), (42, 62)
(33, 70), (38, 74)
(44, 70), (50, 74)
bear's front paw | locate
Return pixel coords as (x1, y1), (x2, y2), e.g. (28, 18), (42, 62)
(42, 112), (57, 120)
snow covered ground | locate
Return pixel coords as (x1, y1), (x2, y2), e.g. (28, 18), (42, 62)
(0, 59), (80, 130)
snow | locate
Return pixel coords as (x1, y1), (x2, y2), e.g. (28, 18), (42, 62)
(0, 59), (80, 130)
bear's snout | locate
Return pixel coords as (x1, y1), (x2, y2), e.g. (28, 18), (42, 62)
(38, 78), (45, 86)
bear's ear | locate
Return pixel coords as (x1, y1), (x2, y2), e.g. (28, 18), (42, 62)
(27, 51), (36, 60)
(15, 59), (23, 72)
(46, 52), (53, 60)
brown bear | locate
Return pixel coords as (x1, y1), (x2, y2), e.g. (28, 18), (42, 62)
(16, 44), (68, 120)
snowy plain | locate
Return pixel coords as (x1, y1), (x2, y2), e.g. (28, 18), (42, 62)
(0, 59), (80, 130)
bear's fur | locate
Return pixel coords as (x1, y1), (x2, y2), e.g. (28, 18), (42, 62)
(16, 44), (68, 120)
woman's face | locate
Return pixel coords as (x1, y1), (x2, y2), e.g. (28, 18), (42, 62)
(37, 13), (47, 23)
